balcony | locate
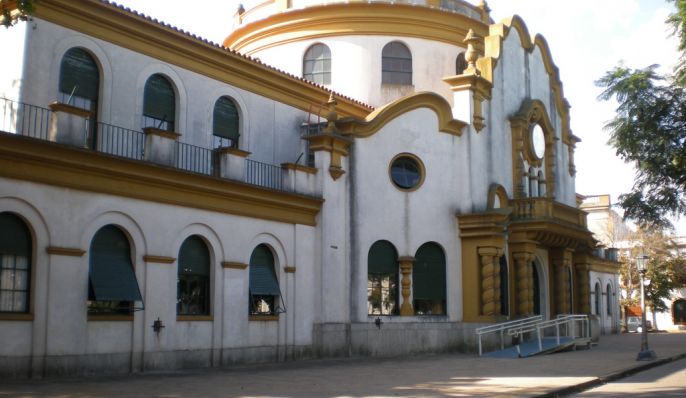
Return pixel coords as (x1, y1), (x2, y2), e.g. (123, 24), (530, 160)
(512, 197), (587, 228)
(0, 98), (314, 195)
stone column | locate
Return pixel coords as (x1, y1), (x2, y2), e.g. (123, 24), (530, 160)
(398, 256), (415, 316)
(513, 252), (534, 315)
(575, 263), (591, 314)
(478, 247), (502, 316)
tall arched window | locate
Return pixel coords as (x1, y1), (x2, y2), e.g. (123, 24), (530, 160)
(456, 52), (467, 75)
(0, 213), (31, 313)
(382, 42), (412, 85)
(529, 167), (538, 197)
(537, 170), (546, 197)
(249, 244), (282, 316)
(606, 283), (612, 316)
(499, 255), (509, 316)
(143, 74), (175, 132)
(303, 43), (331, 85)
(88, 225), (143, 314)
(59, 47), (100, 112)
(413, 242), (446, 315)
(594, 282), (601, 315)
(213, 96), (239, 148)
(177, 236), (210, 316)
(367, 240), (398, 315)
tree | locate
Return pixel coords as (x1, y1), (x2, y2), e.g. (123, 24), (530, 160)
(1, 0), (35, 28)
(596, 1), (686, 229)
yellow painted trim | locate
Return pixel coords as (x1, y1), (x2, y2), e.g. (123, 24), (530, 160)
(177, 315), (213, 322)
(339, 92), (467, 138)
(143, 255), (176, 264)
(214, 147), (251, 158)
(486, 184), (509, 210)
(222, 261), (248, 269)
(88, 314), (133, 322)
(48, 102), (92, 118)
(46, 246), (86, 257)
(0, 312), (34, 321)
(0, 134), (323, 226)
(226, 3), (488, 54)
(281, 163), (318, 175)
(284, 266), (296, 273)
(33, 0), (372, 120)
(249, 315), (279, 321)
(143, 127), (180, 140)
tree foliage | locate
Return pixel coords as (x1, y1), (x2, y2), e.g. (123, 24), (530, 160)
(596, 1), (686, 229)
(1, 0), (35, 28)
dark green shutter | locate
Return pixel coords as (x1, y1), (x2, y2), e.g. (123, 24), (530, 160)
(143, 74), (175, 123)
(213, 97), (239, 140)
(413, 242), (446, 300)
(89, 225), (143, 301)
(368, 240), (397, 274)
(249, 245), (281, 296)
(59, 48), (100, 101)
(178, 236), (210, 276)
(0, 213), (31, 255)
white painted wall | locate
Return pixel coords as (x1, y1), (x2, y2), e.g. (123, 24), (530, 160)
(589, 271), (620, 334)
(0, 21), (26, 101)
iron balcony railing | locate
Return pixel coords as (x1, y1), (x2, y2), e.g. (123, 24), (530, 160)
(0, 97), (299, 194)
(0, 97), (51, 140)
(246, 158), (283, 191)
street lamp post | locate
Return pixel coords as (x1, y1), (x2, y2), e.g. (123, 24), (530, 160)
(636, 254), (656, 361)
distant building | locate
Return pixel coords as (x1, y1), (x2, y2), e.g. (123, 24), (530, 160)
(0, 0), (619, 377)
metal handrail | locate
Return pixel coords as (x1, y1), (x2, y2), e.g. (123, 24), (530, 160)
(475, 315), (542, 356)
(245, 158), (284, 191)
(0, 97), (52, 140)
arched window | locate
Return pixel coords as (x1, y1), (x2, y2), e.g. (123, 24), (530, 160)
(59, 47), (100, 112)
(606, 283), (612, 316)
(303, 43), (331, 85)
(143, 74), (175, 132)
(382, 42), (412, 85)
(499, 255), (509, 316)
(213, 96), (239, 148)
(456, 52), (467, 75)
(249, 244), (282, 316)
(413, 242), (446, 315)
(594, 282), (601, 315)
(538, 170), (546, 197)
(673, 299), (686, 325)
(0, 213), (31, 313)
(367, 240), (398, 315)
(88, 225), (143, 314)
(177, 236), (210, 316)
(529, 167), (538, 197)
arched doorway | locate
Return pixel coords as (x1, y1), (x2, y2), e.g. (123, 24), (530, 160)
(532, 261), (541, 316)
(674, 299), (686, 326)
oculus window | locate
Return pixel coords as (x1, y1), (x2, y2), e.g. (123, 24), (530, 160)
(0, 213), (31, 313)
(382, 41), (412, 85)
(249, 244), (282, 316)
(413, 242), (446, 315)
(88, 225), (143, 314)
(303, 43), (331, 85)
(367, 240), (398, 315)
(177, 236), (210, 316)
(390, 154), (424, 191)
(213, 96), (239, 149)
(143, 74), (175, 132)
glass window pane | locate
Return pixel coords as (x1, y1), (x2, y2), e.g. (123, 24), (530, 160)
(303, 44), (331, 84)
(0, 291), (12, 312)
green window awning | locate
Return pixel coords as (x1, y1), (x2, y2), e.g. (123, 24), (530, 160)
(178, 235), (210, 276)
(59, 47), (100, 101)
(89, 225), (142, 302)
(413, 242), (446, 300)
(213, 97), (239, 140)
(143, 74), (175, 123)
(368, 240), (398, 274)
(0, 212), (31, 255)
(249, 245), (281, 296)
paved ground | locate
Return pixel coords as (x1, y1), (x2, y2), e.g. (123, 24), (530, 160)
(572, 356), (686, 397)
(1, 332), (685, 398)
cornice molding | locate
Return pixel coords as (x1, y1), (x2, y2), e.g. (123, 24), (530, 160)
(0, 133), (322, 226)
(46, 246), (86, 257)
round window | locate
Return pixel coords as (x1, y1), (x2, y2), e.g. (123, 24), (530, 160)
(390, 154), (424, 190)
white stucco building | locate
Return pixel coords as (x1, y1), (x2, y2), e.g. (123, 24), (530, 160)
(0, 0), (619, 378)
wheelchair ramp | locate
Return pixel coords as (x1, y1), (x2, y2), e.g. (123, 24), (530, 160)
(483, 336), (576, 358)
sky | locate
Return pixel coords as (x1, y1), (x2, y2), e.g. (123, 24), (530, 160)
(21, 0), (686, 231)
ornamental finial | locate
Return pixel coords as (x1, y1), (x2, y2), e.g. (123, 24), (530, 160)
(463, 29), (482, 76)
(478, 0), (491, 23)
(324, 93), (338, 134)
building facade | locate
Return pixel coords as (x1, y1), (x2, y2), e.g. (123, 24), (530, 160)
(0, 0), (618, 377)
